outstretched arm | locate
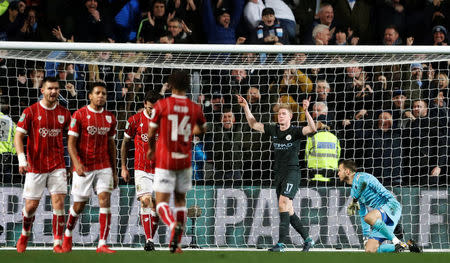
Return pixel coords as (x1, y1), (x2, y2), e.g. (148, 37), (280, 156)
(236, 95), (264, 132)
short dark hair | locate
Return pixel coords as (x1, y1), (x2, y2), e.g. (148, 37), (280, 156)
(385, 24), (399, 34)
(168, 17), (182, 26)
(222, 106), (233, 114)
(42, 76), (58, 84)
(152, 0), (165, 8)
(144, 90), (162, 104)
(89, 81), (107, 94)
(339, 159), (357, 173)
(262, 7), (275, 17)
(168, 70), (190, 92)
(9, 1), (20, 11)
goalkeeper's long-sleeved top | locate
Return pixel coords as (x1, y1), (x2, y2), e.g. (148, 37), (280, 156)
(350, 172), (397, 236)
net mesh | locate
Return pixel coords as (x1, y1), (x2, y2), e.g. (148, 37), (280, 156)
(0, 45), (449, 250)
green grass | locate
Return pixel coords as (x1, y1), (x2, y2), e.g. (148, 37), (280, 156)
(2, 251), (449, 263)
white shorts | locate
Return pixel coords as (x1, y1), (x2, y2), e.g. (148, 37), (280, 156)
(23, 168), (67, 200)
(71, 168), (113, 200)
(153, 167), (192, 194)
(135, 170), (154, 198)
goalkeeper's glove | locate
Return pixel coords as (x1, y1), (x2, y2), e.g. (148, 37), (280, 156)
(363, 236), (369, 247)
(347, 199), (360, 216)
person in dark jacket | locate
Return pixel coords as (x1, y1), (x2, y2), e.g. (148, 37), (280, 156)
(202, 0), (244, 44)
(137, 0), (170, 43)
(357, 111), (403, 186)
(402, 100), (447, 185)
(251, 7), (289, 45)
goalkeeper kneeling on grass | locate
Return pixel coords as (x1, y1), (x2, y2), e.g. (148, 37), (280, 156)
(338, 160), (422, 253)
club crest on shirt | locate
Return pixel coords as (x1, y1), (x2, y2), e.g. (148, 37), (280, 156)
(58, 115), (65, 124)
(286, 134), (292, 141)
(106, 115), (112, 123)
(37, 116), (42, 121)
(70, 118), (76, 128)
(87, 115), (91, 119)
(19, 113), (26, 122)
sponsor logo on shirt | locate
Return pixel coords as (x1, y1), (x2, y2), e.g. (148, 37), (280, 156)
(87, 126), (111, 135)
(273, 142), (293, 150)
(39, 128), (61, 137)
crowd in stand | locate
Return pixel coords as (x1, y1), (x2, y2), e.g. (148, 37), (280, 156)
(1, 0), (450, 187)
(0, 0), (449, 45)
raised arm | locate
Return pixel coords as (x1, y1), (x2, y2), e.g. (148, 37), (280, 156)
(302, 97), (317, 135)
(236, 95), (264, 132)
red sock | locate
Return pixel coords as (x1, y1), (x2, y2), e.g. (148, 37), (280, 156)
(173, 207), (187, 243)
(156, 202), (174, 228)
(173, 207), (187, 225)
(150, 211), (159, 239)
(22, 213), (35, 234)
(52, 210), (65, 240)
(140, 208), (152, 241)
(66, 207), (79, 232)
(99, 208), (111, 241)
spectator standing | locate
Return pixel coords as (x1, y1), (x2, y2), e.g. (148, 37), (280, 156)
(202, 0), (245, 44)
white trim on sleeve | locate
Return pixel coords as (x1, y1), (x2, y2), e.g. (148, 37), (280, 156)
(16, 127), (28, 135)
(149, 122), (158, 128)
(68, 131), (79, 137)
(124, 132), (131, 138)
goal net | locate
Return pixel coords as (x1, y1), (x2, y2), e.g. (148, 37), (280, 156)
(0, 42), (449, 250)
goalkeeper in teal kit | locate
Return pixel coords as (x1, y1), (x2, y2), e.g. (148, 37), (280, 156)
(338, 160), (422, 253)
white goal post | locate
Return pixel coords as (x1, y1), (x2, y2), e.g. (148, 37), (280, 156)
(0, 42), (449, 251)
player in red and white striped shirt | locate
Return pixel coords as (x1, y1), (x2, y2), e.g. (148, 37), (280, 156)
(148, 71), (206, 253)
(14, 77), (71, 253)
(121, 91), (162, 251)
(61, 82), (118, 253)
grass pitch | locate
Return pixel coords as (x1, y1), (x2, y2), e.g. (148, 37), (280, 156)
(2, 250), (449, 263)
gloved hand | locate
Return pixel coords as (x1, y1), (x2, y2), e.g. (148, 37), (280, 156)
(347, 199), (360, 216)
(363, 236), (369, 247)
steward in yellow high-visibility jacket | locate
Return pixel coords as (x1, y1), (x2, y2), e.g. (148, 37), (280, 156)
(305, 129), (340, 182)
(0, 112), (16, 155)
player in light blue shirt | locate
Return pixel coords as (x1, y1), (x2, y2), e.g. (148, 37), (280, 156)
(338, 160), (422, 253)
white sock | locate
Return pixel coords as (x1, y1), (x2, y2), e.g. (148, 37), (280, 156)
(98, 239), (106, 248)
(392, 237), (400, 245)
(54, 239), (62, 247)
